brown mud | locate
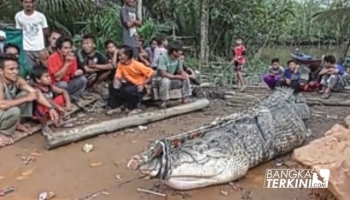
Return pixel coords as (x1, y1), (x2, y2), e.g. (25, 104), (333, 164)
(0, 96), (347, 200)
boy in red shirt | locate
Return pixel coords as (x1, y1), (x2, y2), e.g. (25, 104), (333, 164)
(31, 65), (73, 135)
(231, 37), (246, 91)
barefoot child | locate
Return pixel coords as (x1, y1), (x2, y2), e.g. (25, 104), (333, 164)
(31, 65), (73, 135)
(231, 37), (246, 91)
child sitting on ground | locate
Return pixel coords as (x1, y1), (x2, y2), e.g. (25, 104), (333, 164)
(31, 65), (73, 135)
(302, 64), (321, 92)
(263, 58), (284, 89)
(276, 60), (301, 93)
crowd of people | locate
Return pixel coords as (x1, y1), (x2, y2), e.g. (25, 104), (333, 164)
(0, 0), (198, 146)
(262, 55), (346, 98)
(229, 36), (347, 98)
(0, 0), (347, 147)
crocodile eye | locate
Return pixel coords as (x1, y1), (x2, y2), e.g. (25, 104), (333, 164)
(210, 140), (219, 146)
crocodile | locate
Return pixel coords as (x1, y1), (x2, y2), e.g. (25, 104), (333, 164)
(127, 88), (311, 190)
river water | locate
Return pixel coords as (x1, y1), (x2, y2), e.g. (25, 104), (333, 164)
(260, 46), (345, 65)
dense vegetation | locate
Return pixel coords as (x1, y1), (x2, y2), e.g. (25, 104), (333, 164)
(0, 0), (348, 58)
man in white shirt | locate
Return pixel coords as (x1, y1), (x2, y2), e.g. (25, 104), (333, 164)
(15, 0), (48, 68)
(0, 30), (6, 53)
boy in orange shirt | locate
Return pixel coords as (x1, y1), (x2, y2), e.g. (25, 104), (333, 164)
(106, 45), (155, 115)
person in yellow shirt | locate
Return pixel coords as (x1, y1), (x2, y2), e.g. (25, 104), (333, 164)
(106, 45), (155, 115)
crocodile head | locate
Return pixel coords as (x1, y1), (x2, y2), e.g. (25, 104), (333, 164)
(127, 141), (162, 177)
(267, 87), (310, 120)
(127, 136), (249, 190)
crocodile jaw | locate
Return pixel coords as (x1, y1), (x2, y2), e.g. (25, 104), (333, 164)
(165, 177), (223, 190)
(127, 156), (160, 177)
(166, 158), (249, 190)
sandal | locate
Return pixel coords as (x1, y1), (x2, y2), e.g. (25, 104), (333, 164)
(159, 102), (167, 108)
(127, 109), (143, 115)
(56, 120), (74, 128)
(321, 93), (331, 99)
(318, 89), (325, 94)
(106, 108), (122, 115)
(240, 85), (246, 92)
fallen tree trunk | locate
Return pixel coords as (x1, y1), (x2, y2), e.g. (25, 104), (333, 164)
(45, 99), (210, 149)
(226, 93), (350, 107)
(232, 85), (350, 92)
(306, 98), (350, 106)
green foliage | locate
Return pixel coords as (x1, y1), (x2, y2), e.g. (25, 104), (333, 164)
(77, 5), (123, 49)
(137, 19), (175, 46)
(0, 0), (349, 57)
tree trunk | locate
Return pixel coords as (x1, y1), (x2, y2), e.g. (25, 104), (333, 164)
(343, 37), (350, 58)
(254, 0), (287, 60)
(199, 0), (209, 69)
(45, 99), (210, 149)
(137, 0), (142, 21)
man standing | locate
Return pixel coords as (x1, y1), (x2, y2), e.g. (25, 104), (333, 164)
(48, 37), (87, 102)
(120, 0), (142, 59)
(15, 0), (48, 68)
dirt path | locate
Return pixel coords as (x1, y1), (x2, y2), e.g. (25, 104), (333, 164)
(0, 99), (348, 200)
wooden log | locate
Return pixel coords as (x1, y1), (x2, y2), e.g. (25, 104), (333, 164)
(45, 99), (210, 149)
(232, 85), (350, 93)
(226, 93), (350, 107)
(306, 98), (350, 106)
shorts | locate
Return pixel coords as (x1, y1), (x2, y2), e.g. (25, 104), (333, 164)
(34, 95), (65, 118)
(233, 61), (243, 72)
(25, 50), (41, 68)
(131, 47), (139, 59)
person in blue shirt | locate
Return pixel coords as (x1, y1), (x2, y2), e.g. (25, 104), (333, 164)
(276, 60), (300, 93)
(319, 55), (345, 99)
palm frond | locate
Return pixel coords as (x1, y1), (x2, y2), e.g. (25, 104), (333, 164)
(36, 0), (100, 21)
(312, 7), (350, 22)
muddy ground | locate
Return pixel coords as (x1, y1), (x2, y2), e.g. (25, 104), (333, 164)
(0, 97), (348, 200)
